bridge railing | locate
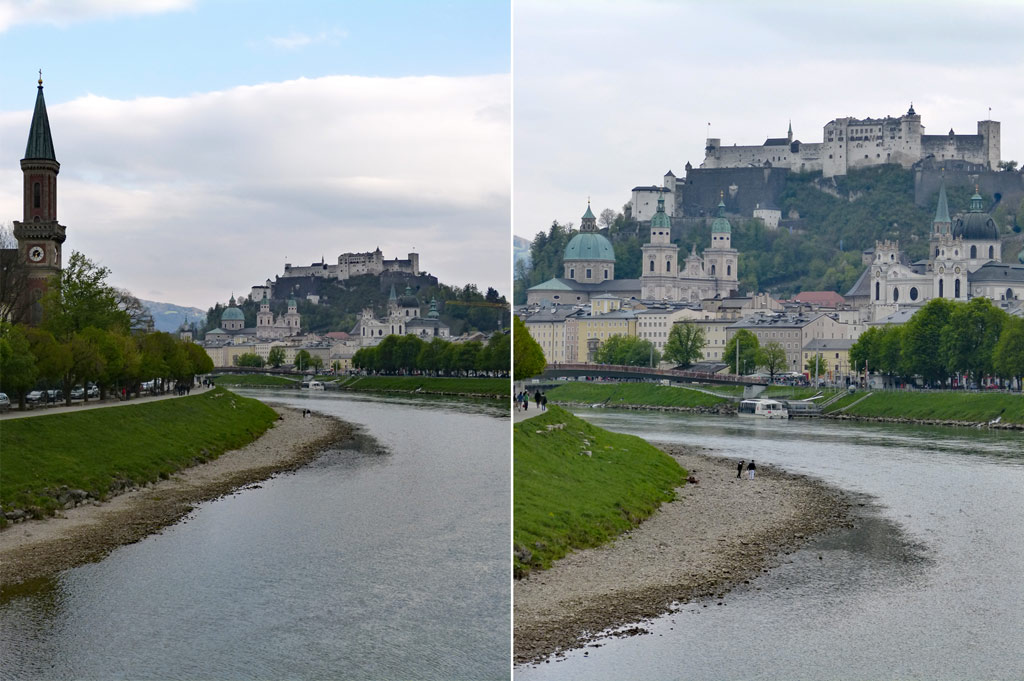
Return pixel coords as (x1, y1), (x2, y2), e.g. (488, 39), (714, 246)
(545, 363), (766, 386)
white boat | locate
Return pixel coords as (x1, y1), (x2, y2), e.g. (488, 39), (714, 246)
(301, 379), (325, 390)
(737, 398), (789, 419)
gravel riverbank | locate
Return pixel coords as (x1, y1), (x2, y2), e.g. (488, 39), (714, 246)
(514, 444), (854, 665)
(0, 407), (351, 587)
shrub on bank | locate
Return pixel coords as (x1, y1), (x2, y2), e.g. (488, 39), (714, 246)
(513, 406), (686, 577)
(0, 387), (277, 517)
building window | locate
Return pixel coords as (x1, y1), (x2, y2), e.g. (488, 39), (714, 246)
(33, 182), (40, 209)
(875, 281), (880, 300)
(711, 264), (716, 276)
(603, 269), (609, 280)
(971, 245), (977, 259)
(570, 268), (575, 279)
(727, 264), (731, 276)
(910, 287), (918, 301)
(893, 287), (899, 302)
(955, 279), (961, 298)
(939, 279), (944, 297)
(989, 246), (994, 259)
(586, 268), (592, 279)
(666, 260), (671, 272)
(649, 260), (655, 272)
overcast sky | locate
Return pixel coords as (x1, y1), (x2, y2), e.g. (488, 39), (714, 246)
(0, 0), (510, 309)
(513, 0), (1024, 240)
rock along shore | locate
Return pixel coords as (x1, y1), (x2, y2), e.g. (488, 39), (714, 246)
(513, 444), (853, 666)
(0, 407), (351, 587)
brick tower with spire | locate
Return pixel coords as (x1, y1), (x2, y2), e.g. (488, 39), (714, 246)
(12, 74), (66, 323)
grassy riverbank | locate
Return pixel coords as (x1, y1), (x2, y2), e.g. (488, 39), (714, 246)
(825, 390), (1024, 424)
(545, 382), (729, 408)
(0, 387), (278, 518)
(212, 374), (300, 387)
(514, 406), (687, 578)
(336, 375), (508, 398)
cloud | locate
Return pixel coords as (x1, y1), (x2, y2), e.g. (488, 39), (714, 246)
(0, 73), (511, 308)
(267, 28), (348, 50)
(513, 0), (1024, 239)
(0, 0), (194, 32)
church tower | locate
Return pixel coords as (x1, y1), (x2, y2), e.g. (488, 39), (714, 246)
(13, 75), (66, 324)
(641, 195), (681, 299)
(702, 195), (739, 295)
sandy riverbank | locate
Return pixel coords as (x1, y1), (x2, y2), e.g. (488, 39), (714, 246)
(0, 407), (351, 587)
(513, 444), (854, 665)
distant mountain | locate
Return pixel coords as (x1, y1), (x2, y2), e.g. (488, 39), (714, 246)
(140, 299), (207, 333)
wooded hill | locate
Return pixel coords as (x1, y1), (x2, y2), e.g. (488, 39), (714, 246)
(515, 165), (1022, 304)
(199, 276), (508, 339)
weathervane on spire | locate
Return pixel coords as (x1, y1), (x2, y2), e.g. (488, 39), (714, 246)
(38, 69), (43, 86)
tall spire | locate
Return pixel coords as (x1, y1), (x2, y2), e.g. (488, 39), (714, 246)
(933, 180), (951, 230)
(24, 75), (57, 162)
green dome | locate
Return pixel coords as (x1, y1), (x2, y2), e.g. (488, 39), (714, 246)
(711, 200), (731, 234)
(221, 306), (245, 322)
(564, 231), (614, 262)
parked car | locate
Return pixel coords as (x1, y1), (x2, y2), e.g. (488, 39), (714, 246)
(47, 388), (62, 402)
(70, 386), (85, 400)
(0, 392), (10, 413)
(26, 390), (45, 403)
(87, 385), (100, 398)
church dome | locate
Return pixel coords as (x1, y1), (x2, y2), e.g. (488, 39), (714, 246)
(564, 232), (614, 262)
(952, 191), (998, 241)
(221, 306), (245, 322)
(710, 199), (731, 234)
(952, 212), (998, 241)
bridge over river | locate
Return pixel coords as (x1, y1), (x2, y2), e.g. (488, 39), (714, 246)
(541, 363), (768, 387)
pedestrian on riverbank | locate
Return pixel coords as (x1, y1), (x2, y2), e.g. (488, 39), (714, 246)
(541, 394), (547, 411)
(748, 460), (756, 480)
(534, 390), (541, 409)
(737, 460), (745, 478)
(522, 393), (529, 411)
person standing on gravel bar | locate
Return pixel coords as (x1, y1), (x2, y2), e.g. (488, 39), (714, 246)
(748, 460), (756, 480)
(737, 460), (745, 478)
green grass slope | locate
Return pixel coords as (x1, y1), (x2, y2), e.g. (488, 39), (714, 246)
(828, 391), (1024, 424)
(513, 406), (686, 577)
(546, 381), (729, 408)
(0, 387), (278, 516)
(340, 376), (508, 397)
(212, 374), (300, 387)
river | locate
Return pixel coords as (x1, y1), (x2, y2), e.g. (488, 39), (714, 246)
(0, 389), (510, 681)
(517, 409), (1024, 681)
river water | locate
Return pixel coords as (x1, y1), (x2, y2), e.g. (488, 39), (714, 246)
(517, 410), (1024, 681)
(0, 390), (510, 681)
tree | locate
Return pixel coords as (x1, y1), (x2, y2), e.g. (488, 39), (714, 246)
(235, 352), (265, 368)
(757, 341), (788, 382)
(294, 349), (313, 372)
(662, 323), (705, 368)
(41, 251), (130, 341)
(595, 335), (660, 367)
(0, 324), (38, 409)
(724, 329), (760, 375)
(876, 324), (907, 386)
(0, 225), (31, 325)
(267, 346), (286, 368)
(805, 353), (825, 382)
(993, 317), (1024, 387)
(599, 208), (616, 231)
(941, 298), (1006, 386)
(901, 298), (955, 386)
(997, 160), (1018, 172)
(513, 316), (545, 380)
(849, 325), (882, 375)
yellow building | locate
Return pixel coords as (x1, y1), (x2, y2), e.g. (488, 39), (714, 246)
(802, 338), (856, 384)
(523, 308), (575, 363)
(573, 311), (637, 363)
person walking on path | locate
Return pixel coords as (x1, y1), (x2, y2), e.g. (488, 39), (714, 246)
(748, 460), (756, 480)
(522, 393), (529, 411)
(737, 460), (745, 478)
(534, 390), (541, 410)
(541, 394), (547, 411)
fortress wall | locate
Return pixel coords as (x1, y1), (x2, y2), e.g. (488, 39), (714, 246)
(914, 168), (1024, 212)
(677, 167), (790, 218)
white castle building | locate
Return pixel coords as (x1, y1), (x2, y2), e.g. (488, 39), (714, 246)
(702, 106), (1000, 178)
(352, 285), (450, 347)
(281, 247), (420, 281)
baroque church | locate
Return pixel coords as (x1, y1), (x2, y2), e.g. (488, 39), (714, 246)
(2, 76), (67, 325)
(205, 294), (302, 342)
(847, 183), (1023, 320)
(525, 198), (739, 306)
(352, 285), (450, 347)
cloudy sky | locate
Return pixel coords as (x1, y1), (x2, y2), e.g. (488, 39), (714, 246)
(1, 0), (510, 309)
(513, 0), (1024, 240)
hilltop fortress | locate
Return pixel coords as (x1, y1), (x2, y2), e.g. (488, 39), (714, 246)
(701, 105), (999, 178)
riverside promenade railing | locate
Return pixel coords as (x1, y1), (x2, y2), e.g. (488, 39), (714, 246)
(542, 363), (769, 387)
